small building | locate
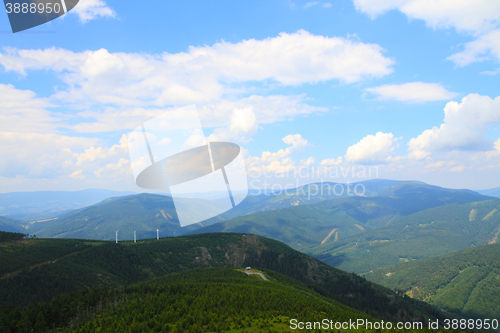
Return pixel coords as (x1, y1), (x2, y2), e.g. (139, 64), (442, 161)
(245, 267), (251, 270)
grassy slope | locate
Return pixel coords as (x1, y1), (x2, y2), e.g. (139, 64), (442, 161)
(312, 199), (500, 274)
(366, 243), (500, 319)
(0, 232), (449, 324)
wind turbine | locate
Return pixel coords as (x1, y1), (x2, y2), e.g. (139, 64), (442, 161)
(157, 228), (159, 240)
(134, 231), (136, 243)
(115, 230), (119, 243)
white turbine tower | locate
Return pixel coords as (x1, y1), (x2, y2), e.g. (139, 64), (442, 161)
(115, 230), (119, 243)
(134, 231), (136, 243)
(157, 228), (159, 240)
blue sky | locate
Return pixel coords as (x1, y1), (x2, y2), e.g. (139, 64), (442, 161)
(0, 0), (499, 193)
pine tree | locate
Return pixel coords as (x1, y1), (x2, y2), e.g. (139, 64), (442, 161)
(34, 311), (47, 331)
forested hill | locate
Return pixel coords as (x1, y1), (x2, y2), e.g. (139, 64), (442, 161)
(1, 268), (428, 333)
(0, 231), (449, 325)
(366, 243), (500, 319)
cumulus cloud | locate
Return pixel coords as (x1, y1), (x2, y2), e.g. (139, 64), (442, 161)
(408, 93), (500, 159)
(0, 84), (59, 133)
(448, 29), (500, 66)
(345, 132), (399, 164)
(0, 132), (100, 178)
(0, 31), (393, 107)
(352, 0), (500, 34)
(449, 165), (466, 172)
(0, 83), (132, 184)
(208, 107), (258, 143)
(246, 134), (311, 174)
(71, 0), (116, 22)
(424, 161), (445, 169)
(365, 82), (457, 102)
(352, 0), (500, 66)
(320, 157), (343, 166)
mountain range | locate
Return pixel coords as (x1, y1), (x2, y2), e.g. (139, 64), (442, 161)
(0, 189), (135, 221)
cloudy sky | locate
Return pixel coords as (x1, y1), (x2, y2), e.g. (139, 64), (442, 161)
(0, 0), (499, 193)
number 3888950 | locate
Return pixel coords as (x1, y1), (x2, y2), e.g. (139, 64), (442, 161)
(5, 2), (63, 14)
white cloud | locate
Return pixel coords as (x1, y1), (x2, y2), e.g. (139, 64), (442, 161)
(304, 2), (332, 8)
(481, 68), (500, 75)
(408, 93), (500, 159)
(448, 29), (500, 66)
(424, 161), (445, 169)
(208, 107), (258, 142)
(365, 82), (457, 102)
(320, 157), (343, 166)
(304, 1), (319, 8)
(71, 0), (116, 22)
(352, 0), (500, 34)
(246, 134), (310, 174)
(0, 31), (393, 108)
(449, 165), (466, 172)
(69, 95), (325, 134)
(0, 84), (60, 133)
(0, 132), (100, 178)
(352, 0), (500, 66)
(346, 132), (399, 164)
(229, 107), (258, 136)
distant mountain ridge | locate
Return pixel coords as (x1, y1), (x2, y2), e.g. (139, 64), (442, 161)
(0, 216), (24, 233)
(16, 180), (495, 243)
(477, 187), (500, 198)
(0, 188), (136, 220)
(188, 182), (494, 251)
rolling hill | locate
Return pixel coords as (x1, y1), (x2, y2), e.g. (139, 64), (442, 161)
(21, 180), (493, 241)
(32, 193), (204, 240)
(203, 179), (488, 224)
(366, 243), (500, 319)
(312, 199), (500, 274)
(188, 183), (495, 251)
(0, 231), (449, 324)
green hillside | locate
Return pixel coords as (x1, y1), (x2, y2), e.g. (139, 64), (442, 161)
(2, 267), (435, 333)
(313, 199), (500, 273)
(26, 180), (492, 241)
(190, 186), (494, 251)
(366, 243), (500, 319)
(32, 193), (205, 240)
(207, 180), (488, 223)
(0, 232), (449, 324)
